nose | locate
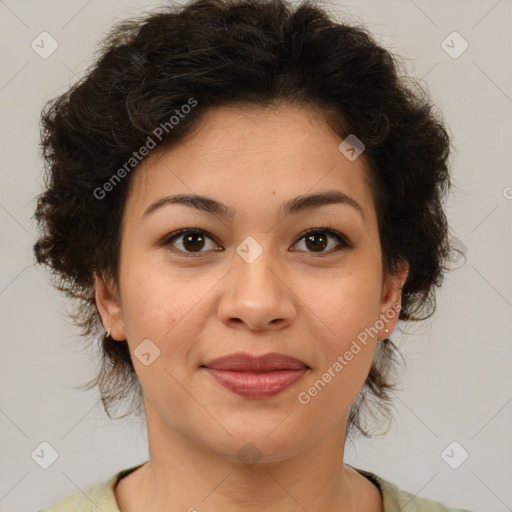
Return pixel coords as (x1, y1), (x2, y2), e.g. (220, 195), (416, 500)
(217, 249), (297, 331)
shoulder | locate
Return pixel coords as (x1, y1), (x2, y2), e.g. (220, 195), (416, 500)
(37, 464), (145, 512)
(353, 467), (476, 512)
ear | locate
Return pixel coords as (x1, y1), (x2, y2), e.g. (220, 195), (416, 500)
(377, 259), (409, 339)
(94, 271), (127, 341)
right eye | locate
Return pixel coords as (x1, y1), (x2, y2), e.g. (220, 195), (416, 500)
(162, 229), (223, 256)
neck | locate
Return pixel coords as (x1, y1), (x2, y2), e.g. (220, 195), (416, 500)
(130, 401), (358, 512)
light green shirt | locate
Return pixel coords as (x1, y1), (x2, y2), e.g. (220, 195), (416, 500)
(38, 462), (474, 512)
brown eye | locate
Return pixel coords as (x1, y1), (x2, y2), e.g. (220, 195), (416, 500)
(164, 229), (220, 254)
(162, 227), (350, 257)
(292, 229), (350, 254)
(182, 232), (206, 252)
(304, 232), (328, 252)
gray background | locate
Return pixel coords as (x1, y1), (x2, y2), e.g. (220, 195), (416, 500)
(0, 0), (511, 511)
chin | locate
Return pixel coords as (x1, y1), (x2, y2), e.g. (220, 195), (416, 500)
(197, 424), (316, 466)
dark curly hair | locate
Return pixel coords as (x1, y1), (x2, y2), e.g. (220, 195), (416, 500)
(33, 0), (456, 440)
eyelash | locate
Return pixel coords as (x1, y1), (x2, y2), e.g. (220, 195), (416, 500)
(161, 227), (352, 257)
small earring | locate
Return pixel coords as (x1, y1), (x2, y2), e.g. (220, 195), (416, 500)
(106, 328), (111, 338)
(385, 329), (389, 334)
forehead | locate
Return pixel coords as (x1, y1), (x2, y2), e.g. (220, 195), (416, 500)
(123, 103), (376, 225)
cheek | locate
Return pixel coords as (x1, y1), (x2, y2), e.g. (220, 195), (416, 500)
(119, 246), (190, 333)
(297, 267), (382, 391)
(301, 264), (383, 339)
(119, 257), (217, 371)
(300, 293), (380, 416)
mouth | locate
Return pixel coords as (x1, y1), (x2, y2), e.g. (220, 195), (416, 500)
(200, 352), (310, 399)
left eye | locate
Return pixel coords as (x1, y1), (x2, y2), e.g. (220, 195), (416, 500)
(292, 228), (350, 254)
(162, 228), (350, 255)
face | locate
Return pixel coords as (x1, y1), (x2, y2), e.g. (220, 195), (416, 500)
(95, 103), (408, 463)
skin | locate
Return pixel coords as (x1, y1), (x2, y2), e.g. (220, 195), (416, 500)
(95, 102), (409, 512)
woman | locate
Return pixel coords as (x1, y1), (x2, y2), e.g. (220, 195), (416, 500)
(34, 0), (473, 510)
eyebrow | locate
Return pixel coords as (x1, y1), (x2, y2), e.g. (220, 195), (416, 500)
(142, 190), (365, 222)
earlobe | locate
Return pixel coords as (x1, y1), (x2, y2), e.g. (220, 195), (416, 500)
(378, 260), (409, 339)
(93, 271), (126, 341)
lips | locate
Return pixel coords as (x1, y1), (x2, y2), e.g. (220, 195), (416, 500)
(202, 352), (309, 372)
(201, 352), (310, 399)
